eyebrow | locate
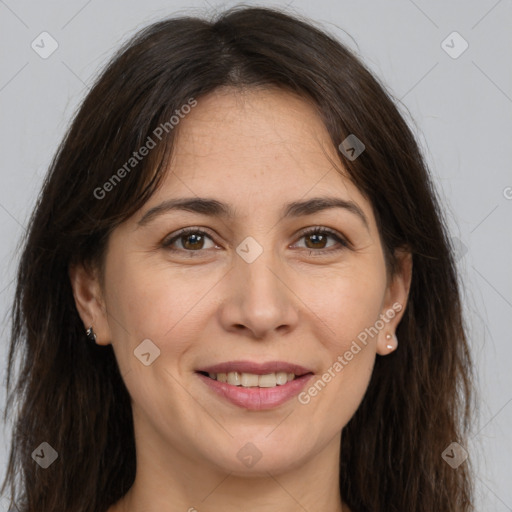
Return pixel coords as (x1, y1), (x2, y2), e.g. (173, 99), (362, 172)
(137, 196), (369, 230)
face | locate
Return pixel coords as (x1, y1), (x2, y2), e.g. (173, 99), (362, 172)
(71, 87), (411, 477)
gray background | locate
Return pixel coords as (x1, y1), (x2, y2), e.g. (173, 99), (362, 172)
(0, 0), (511, 510)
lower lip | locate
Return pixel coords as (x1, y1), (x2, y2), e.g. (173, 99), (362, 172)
(196, 372), (314, 410)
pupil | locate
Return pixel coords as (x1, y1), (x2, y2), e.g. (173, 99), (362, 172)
(184, 234), (202, 249)
(307, 233), (325, 249)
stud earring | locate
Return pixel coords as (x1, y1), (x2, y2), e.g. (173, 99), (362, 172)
(385, 332), (398, 352)
(85, 326), (97, 343)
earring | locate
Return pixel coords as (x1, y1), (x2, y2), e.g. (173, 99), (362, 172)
(385, 332), (398, 352)
(85, 326), (97, 343)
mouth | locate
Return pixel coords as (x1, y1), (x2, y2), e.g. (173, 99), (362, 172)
(195, 360), (314, 410)
(197, 370), (300, 387)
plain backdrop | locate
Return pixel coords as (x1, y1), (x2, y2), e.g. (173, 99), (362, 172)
(0, 0), (511, 510)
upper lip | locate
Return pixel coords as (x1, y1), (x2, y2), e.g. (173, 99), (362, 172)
(196, 360), (313, 376)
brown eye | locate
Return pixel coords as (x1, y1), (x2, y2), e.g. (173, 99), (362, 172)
(304, 232), (329, 249)
(162, 226), (349, 257)
(180, 232), (206, 250)
(163, 228), (216, 253)
(294, 227), (349, 254)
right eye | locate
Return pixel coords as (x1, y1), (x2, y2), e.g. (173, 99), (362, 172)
(162, 228), (218, 254)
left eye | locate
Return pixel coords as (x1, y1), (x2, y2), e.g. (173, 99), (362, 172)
(294, 227), (348, 252)
(162, 227), (348, 254)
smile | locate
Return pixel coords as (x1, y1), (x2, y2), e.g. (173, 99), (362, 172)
(195, 361), (314, 410)
(202, 371), (297, 387)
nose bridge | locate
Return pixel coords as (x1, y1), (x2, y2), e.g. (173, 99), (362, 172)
(224, 234), (298, 337)
(237, 236), (284, 306)
(241, 248), (280, 297)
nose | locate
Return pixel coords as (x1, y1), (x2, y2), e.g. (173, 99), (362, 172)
(218, 245), (300, 340)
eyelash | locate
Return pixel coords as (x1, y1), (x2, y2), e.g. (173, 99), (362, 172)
(161, 226), (350, 257)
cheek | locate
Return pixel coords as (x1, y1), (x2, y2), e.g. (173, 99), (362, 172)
(314, 264), (388, 350)
(299, 265), (386, 421)
(103, 252), (212, 363)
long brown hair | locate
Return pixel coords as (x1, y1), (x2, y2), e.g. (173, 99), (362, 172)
(1, 6), (474, 511)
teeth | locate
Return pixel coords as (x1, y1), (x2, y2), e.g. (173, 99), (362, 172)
(258, 373), (277, 387)
(241, 373), (259, 387)
(227, 371), (241, 386)
(276, 372), (288, 385)
(206, 371), (297, 387)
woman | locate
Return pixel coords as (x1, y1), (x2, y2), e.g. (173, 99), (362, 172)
(1, 5), (474, 512)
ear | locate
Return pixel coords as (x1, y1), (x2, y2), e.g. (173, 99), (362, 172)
(376, 248), (413, 356)
(68, 261), (112, 346)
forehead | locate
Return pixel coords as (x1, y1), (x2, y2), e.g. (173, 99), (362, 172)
(150, 87), (373, 224)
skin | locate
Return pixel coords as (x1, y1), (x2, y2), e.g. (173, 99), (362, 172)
(70, 87), (412, 512)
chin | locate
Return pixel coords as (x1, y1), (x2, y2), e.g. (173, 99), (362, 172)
(200, 434), (316, 477)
